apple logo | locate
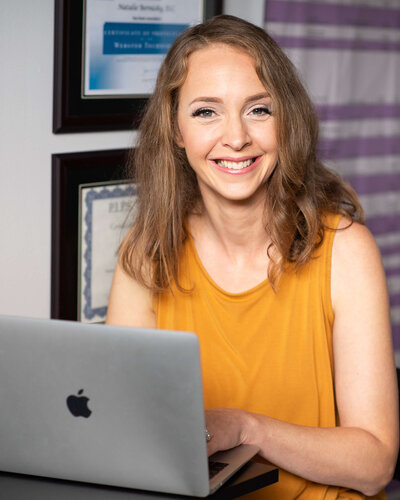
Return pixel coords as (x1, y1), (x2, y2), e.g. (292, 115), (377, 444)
(66, 389), (92, 418)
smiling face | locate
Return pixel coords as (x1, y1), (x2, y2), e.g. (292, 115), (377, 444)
(176, 43), (278, 207)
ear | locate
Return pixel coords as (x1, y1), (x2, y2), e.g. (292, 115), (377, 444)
(174, 123), (185, 149)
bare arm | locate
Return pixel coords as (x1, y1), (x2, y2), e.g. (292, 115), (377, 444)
(206, 221), (398, 496)
(106, 259), (156, 328)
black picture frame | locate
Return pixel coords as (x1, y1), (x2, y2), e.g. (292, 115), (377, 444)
(52, 0), (223, 133)
(51, 148), (131, 321)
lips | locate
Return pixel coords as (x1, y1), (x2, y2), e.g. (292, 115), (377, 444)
(211, 156), (262, 174)
(215, 158), (255, 170)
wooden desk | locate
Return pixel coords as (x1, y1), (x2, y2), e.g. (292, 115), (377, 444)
(0, 461), (278, 499)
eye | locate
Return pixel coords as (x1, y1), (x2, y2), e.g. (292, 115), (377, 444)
(191, 108), (215, 118)
(250, 106), (272, 117)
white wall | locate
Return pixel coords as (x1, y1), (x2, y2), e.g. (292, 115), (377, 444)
(224, 0), (264, 27)
(0, 1), (135, 318)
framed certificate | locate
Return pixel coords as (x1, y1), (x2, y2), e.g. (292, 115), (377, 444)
(83, 0), (203, 98)
(51, 149), (132, 322)
(53, 0), (222, 133)
(78, 181), (137, 323)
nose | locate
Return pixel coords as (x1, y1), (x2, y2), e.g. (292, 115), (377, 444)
(221, 114), (251, 151)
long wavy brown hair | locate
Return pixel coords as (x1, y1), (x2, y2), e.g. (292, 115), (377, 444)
(120, 15), (364, 291)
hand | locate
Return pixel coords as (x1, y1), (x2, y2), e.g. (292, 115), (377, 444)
(205, 408), (250, 457)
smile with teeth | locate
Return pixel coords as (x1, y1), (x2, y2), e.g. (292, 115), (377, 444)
(214, 158), (257, 170)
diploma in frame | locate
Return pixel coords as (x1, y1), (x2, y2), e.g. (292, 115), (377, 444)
(83, 0), (204, 98)
(51, 149), (132, 321)
(78, 181), (137, 323)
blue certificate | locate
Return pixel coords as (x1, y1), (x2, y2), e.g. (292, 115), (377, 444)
(78, 181), (137, 323)
(83, 0), (204, 97)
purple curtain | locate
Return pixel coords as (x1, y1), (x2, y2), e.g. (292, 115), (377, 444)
(265, 0), (400, 359)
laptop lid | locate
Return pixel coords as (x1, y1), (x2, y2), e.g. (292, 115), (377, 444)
(0, 315), (213, 496)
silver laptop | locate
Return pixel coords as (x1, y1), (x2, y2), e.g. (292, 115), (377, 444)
(0, 315), (258, 497)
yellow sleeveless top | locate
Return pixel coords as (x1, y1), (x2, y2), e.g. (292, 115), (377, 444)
(154, 214), (385, 500)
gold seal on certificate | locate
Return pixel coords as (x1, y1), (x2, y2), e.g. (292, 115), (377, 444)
(78, 181), (137, 323)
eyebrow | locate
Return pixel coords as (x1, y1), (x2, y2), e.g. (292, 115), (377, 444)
(189, 92), (271, 106)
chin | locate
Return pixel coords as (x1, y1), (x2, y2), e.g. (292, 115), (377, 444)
(225, 183), (267, 202)
(220, 191), (264, 204)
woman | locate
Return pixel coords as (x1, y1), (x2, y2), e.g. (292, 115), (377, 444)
(107, 15), (398, 499)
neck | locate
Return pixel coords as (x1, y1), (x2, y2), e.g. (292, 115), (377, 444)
(189, 188), (270, 261)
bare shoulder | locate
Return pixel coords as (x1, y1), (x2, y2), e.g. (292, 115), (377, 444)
(331, 217), (385, 304)
(106, 257), (156, 329)
(333, 216), (381, 261)
(330, 215), (392, 381)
